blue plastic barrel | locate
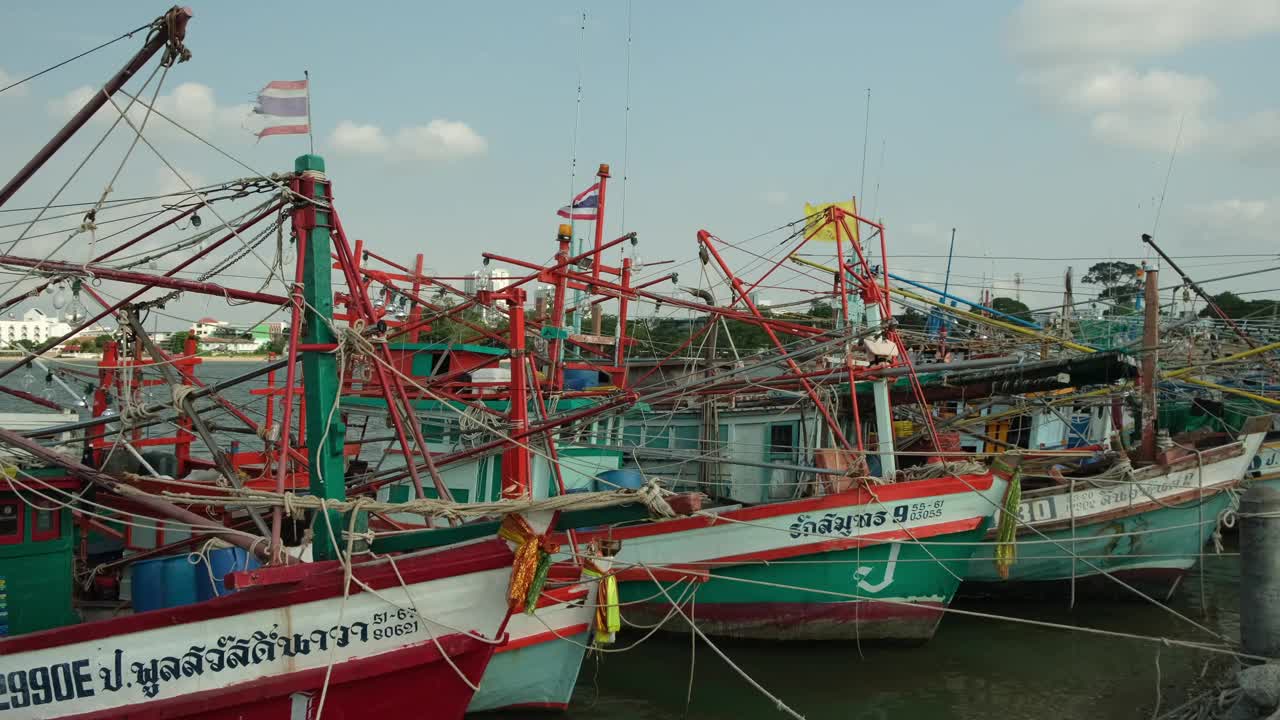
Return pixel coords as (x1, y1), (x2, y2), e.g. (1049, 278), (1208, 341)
(563, 369), (600, 391)
(595, 469), (645, 491)
(162, 556), (198, 608)
(130, 554), (198, 612)
(195, 547), (261, 601)
(129, 556), (167, 613)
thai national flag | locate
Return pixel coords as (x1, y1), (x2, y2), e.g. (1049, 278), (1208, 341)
(557, 183), (601, 220)
(254, 79), (309, 139)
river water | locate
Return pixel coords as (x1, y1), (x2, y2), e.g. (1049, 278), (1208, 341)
(560, 549), (1240, 720)
(3, 359), (1243, 719)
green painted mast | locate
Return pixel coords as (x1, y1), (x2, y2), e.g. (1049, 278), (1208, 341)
(294, 153), (345, 561)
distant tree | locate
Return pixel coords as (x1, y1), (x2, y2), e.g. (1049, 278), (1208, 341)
(13, 339), (36, 350)
(1198, 291), (1280, 320)
(808, 301), (835, 319)
(894, 307), (927, 332)
(1083, 261), (1142, 313)
(990, 296), (1033, 323)
(165, 331), (193, 354)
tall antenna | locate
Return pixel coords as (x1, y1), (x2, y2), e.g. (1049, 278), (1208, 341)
(619, 0), (633, 236)
(1061, 266), (1075, 341)
(858, 88), (871, 203)
(870, 138), (886, 219)
(567, 10), (587, 239)
(1151, 112), (1185, 241)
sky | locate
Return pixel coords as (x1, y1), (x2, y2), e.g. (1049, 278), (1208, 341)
(2, 0), (1279, 329)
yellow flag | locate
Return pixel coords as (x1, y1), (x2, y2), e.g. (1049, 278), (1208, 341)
(803, 199), (859, 243)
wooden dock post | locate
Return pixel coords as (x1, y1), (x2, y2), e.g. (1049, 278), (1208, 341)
(1241, 484), (1280, 658)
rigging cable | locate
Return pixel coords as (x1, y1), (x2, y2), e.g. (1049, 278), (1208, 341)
(0, 22), (151, 95)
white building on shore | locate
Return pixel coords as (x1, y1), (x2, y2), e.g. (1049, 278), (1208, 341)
(0, 309), (72, 349)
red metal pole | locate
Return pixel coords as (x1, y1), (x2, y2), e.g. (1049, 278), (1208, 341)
(1140, 267), (1160, 461)
(330, 208), (447, 501)
(0, 7), (193, 209)
(0, 204), (201, 317)
(269, 222), (307, 562)
(409, 253), (425, 342)
(615, 257), (633, 368)
(0, 255), (287, 305)
(350, 392), (636, 495)
(547, 226), (574, 391)
(501, 288), (531, 499)
(92, 341), (118, 467)
(697, 230), (851, 450)
(590, 165), (610, 336)
(0, 201), (285, 382)
(0, 385), (68, 411)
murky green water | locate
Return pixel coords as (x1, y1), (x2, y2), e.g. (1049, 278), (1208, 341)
(557, 548), (1239, 720)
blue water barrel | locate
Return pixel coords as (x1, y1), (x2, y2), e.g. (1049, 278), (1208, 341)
(130, 556), (167, 613)
(130, 554), (198, 612)
(595, 469), (645, 491)
(563, 369), (600, 390)
(195, 547), (261, 601)
(162, 556), (198, 608)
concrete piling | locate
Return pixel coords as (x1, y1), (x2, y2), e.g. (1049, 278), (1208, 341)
(1242, 484), (1280, 659)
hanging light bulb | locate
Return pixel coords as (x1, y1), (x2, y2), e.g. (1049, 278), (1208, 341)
(51, 285), (69, 310)
(67, 292), (86, 324)
(21, 370), (34, 390)
(190, 211), (202, 229)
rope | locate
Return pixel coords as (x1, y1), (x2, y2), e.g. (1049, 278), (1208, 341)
(117, 477), (684, 524)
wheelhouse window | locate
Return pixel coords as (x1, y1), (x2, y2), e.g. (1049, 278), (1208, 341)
(31, 504), (60, 542)
(0, 501), (21, 544)
(768, 423), (797, 461)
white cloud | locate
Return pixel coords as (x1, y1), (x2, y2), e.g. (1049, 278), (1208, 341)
(1221, 110), (1280, 163)
(153, 165), (208, 198)
(1049, 66), (1215, 113)
(0, 67), (28, 98)
(1009, 0), (1280, 156)
(329, 119), (487, 161)
(1193, 198), (1269, 223)
(1011, 0), (1280, 61)
(330, 121), (390, 154)
(395, 120), (487, 160)
(1186, 198), (1280, 246)
(48, 82), (249, 136)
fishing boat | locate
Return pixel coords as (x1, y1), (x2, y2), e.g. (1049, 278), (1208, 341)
(0, 12), (670, 718)
(543, 203), (1019, 642)
(962, 418), (1268, 597)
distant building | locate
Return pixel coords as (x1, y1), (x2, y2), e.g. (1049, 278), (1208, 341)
(464, 271), (482, 295)
(0, 309), (72, 349)
(490, 268), (513, 292)
(249, 322), (286, 347)
(199, 336), (260, 354)
(190, 317), (229, 338)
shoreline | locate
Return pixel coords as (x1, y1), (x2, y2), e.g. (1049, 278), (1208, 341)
(0, 354), (276, 363)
